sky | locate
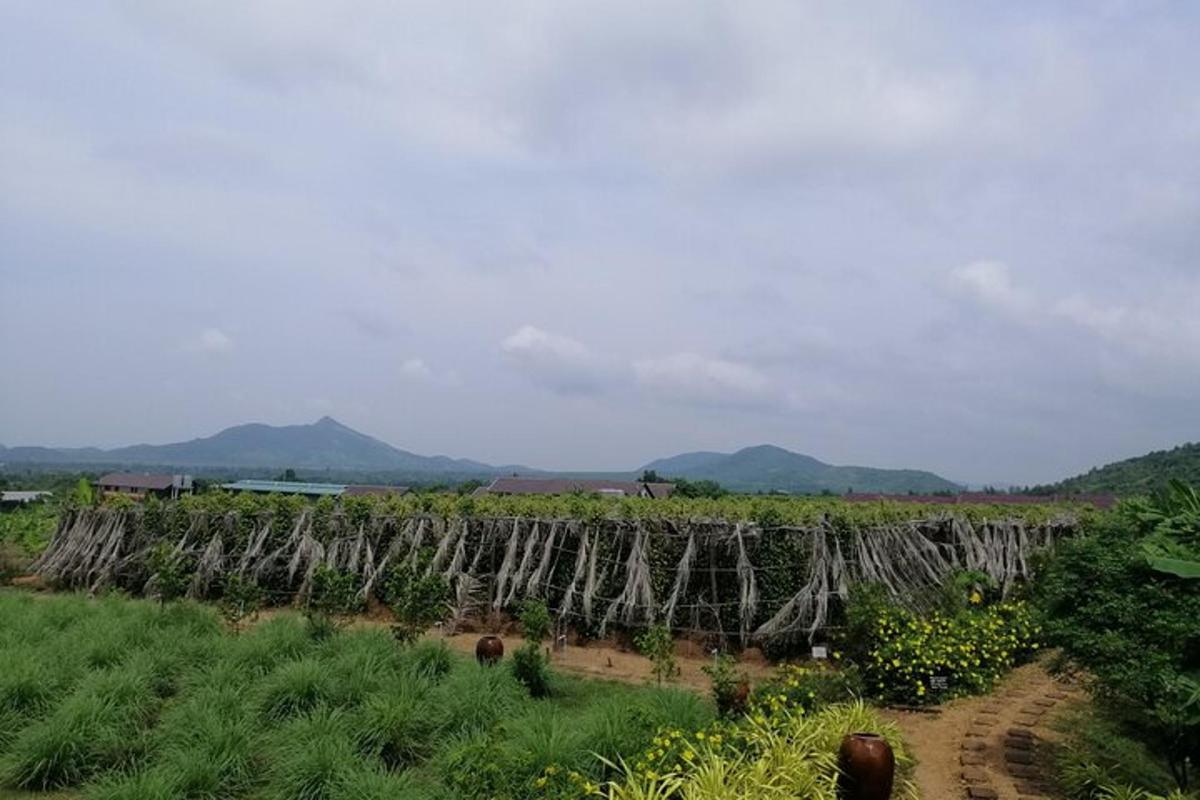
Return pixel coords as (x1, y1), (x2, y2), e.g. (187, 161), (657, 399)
(1, 1), (1198, 485)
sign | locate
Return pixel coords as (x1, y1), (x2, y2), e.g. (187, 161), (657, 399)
(811, 645), (828, 660)
(929, 675), (949, 691)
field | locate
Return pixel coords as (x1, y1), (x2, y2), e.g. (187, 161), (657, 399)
(0, 590), (721, 799)
(3, 486), (1195, 799)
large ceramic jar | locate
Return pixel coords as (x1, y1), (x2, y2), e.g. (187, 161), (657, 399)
(837, 732), (895, 800)
(475, 635), (504, 666)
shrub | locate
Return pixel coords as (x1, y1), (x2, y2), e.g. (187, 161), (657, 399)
(259, 658), (336, 719)
(387, 569), (449, 644)
(405, 639), (454, 681)
(751, 662), (863, 715)
(519, 599), (553, 644)
(700, 654), (748, 718)
(843, 586), (1040, 705)
(305, 565), (361, 639)
(1037, 487), (1200, 792)
(1053, 706), (1178, 799)
(146, 542), (188, 606)
(635, 624), (678, 685)
(355, 687), (439, 768)
(598, 700), (918, 800)
(219, 574), (264, 632)
(512, 641), (552, 698)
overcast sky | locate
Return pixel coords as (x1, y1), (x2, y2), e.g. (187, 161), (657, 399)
(2, 1), (1198, 484)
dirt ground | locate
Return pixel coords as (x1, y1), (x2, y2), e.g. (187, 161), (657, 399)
(430, 628), (779, 690)
(882, 661), (1082, 800)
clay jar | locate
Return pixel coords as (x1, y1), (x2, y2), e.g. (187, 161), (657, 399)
(475, 635), (504, 666)
(837, 732), (895, 800)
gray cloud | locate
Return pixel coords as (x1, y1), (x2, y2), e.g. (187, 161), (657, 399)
(2, 1), (1198, 483)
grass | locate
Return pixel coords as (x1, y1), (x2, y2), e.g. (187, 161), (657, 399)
(0, 590), (713, 799)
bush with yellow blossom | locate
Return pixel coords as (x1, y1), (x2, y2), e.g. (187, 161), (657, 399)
(845, 583), (1041, 705)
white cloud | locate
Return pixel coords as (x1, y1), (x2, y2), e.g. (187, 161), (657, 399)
(633, 353), (771, 407)
(400, 358), (432, 380)
(501, 325), (609, 395)
(189, 328), (235, 354)
(947, 261), (1035, 317)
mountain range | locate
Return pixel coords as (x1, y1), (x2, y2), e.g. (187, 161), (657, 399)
(642, 445), (961, 494)
(0, 417), (523, 475)
(2, 417), (963, 493)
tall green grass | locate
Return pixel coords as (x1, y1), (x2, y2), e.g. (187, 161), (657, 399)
(0, 590), (716, 799)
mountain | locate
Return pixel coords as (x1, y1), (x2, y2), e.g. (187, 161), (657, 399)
(643, 444), (961, 494)
(1036, 442), (1200, 496)
(0, 417), (516, 475)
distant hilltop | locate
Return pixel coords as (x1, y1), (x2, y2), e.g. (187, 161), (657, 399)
(4, 417), (970, 495)
(642, 444), (962, 495)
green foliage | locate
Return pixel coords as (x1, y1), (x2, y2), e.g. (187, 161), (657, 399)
(0, 591), (719, 799)
(700, 654), (747, 718)
(219, 573), (264, 631)
(750, 663), (864, 715)
(404, 639), (454, 681)
(519, 598), (553, 643)
(1053, 705), (1181, 799)
(593, 700), (918, 800)
(0, 503), (58, 562)
(635, 624), (679, 685)
(386, 568), (449, 644)
(1037, 487), (1200, 791)
(670, 478), (728, 499)
(512, 642), (552, 698)
(305, 565), (360, 638)
(843, 585), (1040, 705)
(146, 542), (188, 606)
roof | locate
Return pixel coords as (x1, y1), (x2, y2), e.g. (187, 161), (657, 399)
(343, 484), (410, 497)
(478, 477), (676, 498)
(0, 490), (52, 504)
(98, 473), (176, 490)
(221, 479), (346, 496)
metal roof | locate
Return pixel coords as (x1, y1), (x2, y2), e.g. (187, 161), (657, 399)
(221, 479), (347, 496)
(343, 484), (410, 496)
(1, 490), (52, 504)
(478, 477), (675, 498)
(98, 473), (176, 490)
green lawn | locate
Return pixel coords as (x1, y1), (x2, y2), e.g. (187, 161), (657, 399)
(0, 590), (711, 799)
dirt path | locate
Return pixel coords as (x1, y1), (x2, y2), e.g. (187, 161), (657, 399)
(408, 627), (777, 691)
(883, 661), (1084, 799)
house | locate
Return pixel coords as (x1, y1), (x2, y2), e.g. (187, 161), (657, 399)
(97, 473), (193, 500)
(473, 477), (675, 498)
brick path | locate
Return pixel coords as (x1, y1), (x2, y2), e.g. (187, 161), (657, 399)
(956, 666), (1080, 799)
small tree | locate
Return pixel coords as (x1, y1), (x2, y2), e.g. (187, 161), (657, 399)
(702, 653), (749, 717)
(512, 600), (553, 697)
(146, 541), (187, 608)
(220, 574), (265, 633)
(635, 624), (679, 685)
(389, 570), (449, 645)
(305, 565), (360, 639)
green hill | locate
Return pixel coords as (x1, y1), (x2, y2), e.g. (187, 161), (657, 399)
(642, 444), (961, 494)
(1039, 442), (1200, 495)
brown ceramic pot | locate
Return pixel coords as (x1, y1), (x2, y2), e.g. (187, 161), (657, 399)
(837, 732), (894, 800)
(475, 635), (504, 666)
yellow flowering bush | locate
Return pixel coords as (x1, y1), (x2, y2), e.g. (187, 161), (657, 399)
(589, 701), (918, 800)
(854, 598), (1041, 705)
(749, 662), (863, 715)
